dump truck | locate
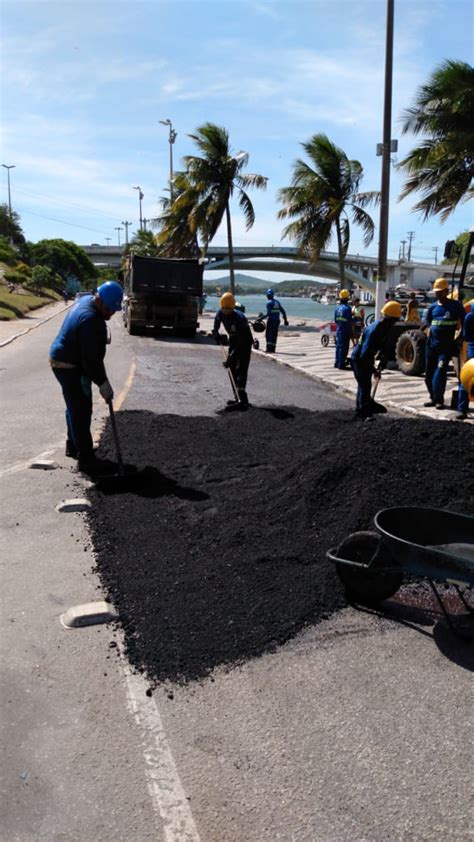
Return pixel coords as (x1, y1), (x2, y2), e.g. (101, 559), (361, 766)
(122, 254), (203, 337)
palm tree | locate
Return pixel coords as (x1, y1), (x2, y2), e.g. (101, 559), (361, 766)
(153, 171), (202, 258)
(122, 229), (160, 262)
(397, 59), (474, 221)
(182, 123), (267, 294)
(277, 134), (379, 286)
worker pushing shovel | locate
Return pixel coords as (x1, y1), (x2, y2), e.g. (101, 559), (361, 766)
(212, 292), (254, 411)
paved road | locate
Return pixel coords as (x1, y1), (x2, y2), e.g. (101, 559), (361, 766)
(1, 310), (472, 841)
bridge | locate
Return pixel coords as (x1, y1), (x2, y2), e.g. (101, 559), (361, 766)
(82, 244), (445, 292)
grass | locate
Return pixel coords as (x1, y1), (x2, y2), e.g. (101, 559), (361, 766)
(0, 282), (62, 321)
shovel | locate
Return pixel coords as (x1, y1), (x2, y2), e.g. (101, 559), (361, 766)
(219, 345), (241, 404)
(94, 401), (152, 493)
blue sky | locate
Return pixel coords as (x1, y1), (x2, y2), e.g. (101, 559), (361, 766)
(1, 0), (473, 280)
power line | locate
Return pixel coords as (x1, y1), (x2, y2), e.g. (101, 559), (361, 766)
(14, 186), (130, 223)
(17, 206), (112, 236)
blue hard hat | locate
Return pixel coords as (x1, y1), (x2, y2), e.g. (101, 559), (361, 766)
(97, 280), (123, 311)
(266, 288), (274, 297)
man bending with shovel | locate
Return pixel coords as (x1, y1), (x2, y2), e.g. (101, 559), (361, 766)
(212, 292), (253, 410)
(49, 281), (123, 474)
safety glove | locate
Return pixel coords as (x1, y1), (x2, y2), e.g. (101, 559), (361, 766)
(99, 378), (114, 402)
(222, 358), (230, 369)
(211, 330), (221, 345)
(284, 319), (289, 326)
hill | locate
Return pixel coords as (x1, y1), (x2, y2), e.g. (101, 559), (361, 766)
(204, 273), (270, 292)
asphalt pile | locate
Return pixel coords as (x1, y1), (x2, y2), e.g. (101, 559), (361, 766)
(87, 407), (473, 684)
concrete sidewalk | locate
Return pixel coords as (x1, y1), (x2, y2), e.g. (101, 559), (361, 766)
(0, 300), (70, 347)
(199, 311), (472, 424)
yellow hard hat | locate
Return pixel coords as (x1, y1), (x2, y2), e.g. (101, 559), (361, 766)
(339, 289), (350, 300)
(460, 358), (474, 398)
(220, 292), (235, 309)
(433, 277), (449, 291)
(381, 301), (402, 319)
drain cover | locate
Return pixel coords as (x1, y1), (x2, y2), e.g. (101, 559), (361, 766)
(55, 498), (91, 513)
(60, 601), (118, 628)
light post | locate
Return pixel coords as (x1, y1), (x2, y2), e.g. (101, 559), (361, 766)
(432, 246), (439, 264)
(105, 237), (111, 250)
(114, 226), (123, 247)
(133, 186), (144, 230)
(375, 0), (395, 316)
(2, 164), (15, 218)
(122, 220), (133, 244)
(159, 119), (177, 202)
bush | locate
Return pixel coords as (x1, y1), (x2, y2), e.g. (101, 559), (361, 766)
(30, 265), (54, 292)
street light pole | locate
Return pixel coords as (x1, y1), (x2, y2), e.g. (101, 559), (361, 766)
(432, 246), (439, 264)
(122, 220), (133, 244)
(2, 164), (16, 218)
(114, 226), (123, 247)
(105, 237), (111, 250)
(375, 0), (395, 316)
(133, 187), (144, 230)
(159, 119), (177, 202)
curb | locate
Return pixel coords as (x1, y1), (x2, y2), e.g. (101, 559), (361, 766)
(0, 304), (71, 348)
(253, 347), (472, 425)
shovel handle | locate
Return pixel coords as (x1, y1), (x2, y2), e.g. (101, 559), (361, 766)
(220, 345), (240, 402)
(108, 401), (125, 475)
(371, 374), (381, 400)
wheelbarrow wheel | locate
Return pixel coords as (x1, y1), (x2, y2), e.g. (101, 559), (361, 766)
(335, 531), (403, 605)
(321, 334), (330, 347)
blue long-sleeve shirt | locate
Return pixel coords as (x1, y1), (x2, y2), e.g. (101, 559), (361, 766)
(351, 318), (393, 372)
(266, 298), (287, 322)
(50, 295), (108, 385)
(334, 303), (353, 336)
(424, 299), (465, 352)
(213, 308), (253, 360)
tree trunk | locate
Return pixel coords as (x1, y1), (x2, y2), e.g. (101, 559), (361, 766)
(335, 218), (346, 288)
(225, 202), (235, 295)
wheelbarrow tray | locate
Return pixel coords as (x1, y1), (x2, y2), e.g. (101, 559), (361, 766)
(374, 507), (474, 587)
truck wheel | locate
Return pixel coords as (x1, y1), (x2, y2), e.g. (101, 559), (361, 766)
(126, 311), (138, 336)
(335, 531), (403, 604)
(321, 334), (329, 347)
(395, 330), (426, 376)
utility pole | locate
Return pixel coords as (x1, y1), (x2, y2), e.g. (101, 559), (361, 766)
(122, 221), (133, 244)
(133, 186), (144, 230)
(114, 226), (123, 247)
(432, 246), (438, 264)
(1, 164), (15, 218)
(375, 0), (395, 316)
(143, 218), (149, 232)
(105, 237), (111, 250)
(159, 119), (177, 202)
(406, 230), (415, 262)
(400, 240), (406, 260)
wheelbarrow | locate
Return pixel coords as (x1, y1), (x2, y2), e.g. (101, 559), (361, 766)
(327, 507), (474, 635)
(320, 321), (337, 347)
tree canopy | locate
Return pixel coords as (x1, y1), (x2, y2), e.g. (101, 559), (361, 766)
(397, 59), (474, 221)
(30, 239), (98, 286)
(278, 134), (379, 285)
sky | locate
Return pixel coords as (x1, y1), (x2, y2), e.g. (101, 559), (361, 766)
(1, 0), (473, 282)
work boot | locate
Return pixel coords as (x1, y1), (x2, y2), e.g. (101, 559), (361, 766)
(435, 402), (445, 410)
(65, 439), (78, 458)
(423, 400), (435, 407)
(238, 389), (249, 406)
(226, 399), (239, 406)
(455, 411), (468, 421)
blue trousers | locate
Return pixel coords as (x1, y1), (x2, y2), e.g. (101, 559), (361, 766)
(265, 318), (280, 351)
(424, 345), (450, 404)
(351, 361), (373, 416)
(457, 343), (474, 414)
(335, 333), (350, 368)
(53, 369), (94, 461)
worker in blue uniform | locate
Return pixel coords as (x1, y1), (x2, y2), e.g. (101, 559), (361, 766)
(456, 302), (474, 419)
(334, 289), (353, 369)
(422, 277), (465, 409)
(213, 291), (253, 408)
(351, 301), (402, 419)
(49, 281), (123, 473)
(260, 288), (289, 353)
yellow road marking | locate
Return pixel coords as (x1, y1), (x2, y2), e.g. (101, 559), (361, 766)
(115, 354), (136, 411)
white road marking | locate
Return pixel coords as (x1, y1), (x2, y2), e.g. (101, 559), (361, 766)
(121, 652), (201, 842)
(0, 446), (61, 478)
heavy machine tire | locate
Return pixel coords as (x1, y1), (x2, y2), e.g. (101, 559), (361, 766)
(395, 329), (426, 376)
(126, 310), (138, 335)
(335, 530), (403, 604)
(321, 334), (330, 347)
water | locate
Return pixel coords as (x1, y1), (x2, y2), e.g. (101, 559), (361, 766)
(204, 294), (375, 323)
